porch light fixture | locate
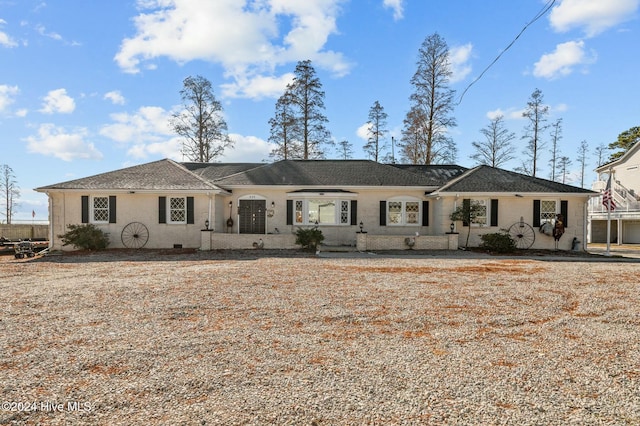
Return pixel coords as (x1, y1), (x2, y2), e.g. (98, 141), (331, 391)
(450, 222), (455, 233)
(205, 219), (209, 230)
(271, 201), (275, 208)
(359, 221), (364, 233)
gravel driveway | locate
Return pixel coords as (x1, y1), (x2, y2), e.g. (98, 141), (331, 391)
(1, 250), (639, 425)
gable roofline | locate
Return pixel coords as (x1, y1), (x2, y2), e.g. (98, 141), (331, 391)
(35, 158), (227, 193)
(431, 165), (597, 196)
(595, 141), (640, 173)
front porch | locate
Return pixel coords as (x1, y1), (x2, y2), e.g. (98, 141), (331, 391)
(200, 230), (459, 251)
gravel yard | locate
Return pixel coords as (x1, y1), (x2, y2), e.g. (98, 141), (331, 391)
(1, 250), (639, 425)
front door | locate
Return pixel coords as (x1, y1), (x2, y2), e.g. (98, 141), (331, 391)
(239, 199), (266, 234)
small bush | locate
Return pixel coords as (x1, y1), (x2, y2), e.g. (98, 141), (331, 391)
(480, 231), (516, 253)
(58, 224), (109, 250)
(295, 227), (324, 251)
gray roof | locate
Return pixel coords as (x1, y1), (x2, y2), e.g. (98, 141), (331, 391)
(390, 164), (468, 186)
(437, 165), (596, 194)
(36, 159), (221, 191)
(35, 159), (597, 195)
(210, 160), (437, 186)
(182, 162), (264, 181)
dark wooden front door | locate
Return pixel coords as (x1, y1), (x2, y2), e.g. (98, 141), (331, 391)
(239, 200), (266, 234)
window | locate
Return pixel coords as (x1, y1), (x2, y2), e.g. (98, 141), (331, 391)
(386, 198), (421, 226)
(169, 197), (186, 223)
(540, 200), (557, 224)
(82, 195), (115, 224)
(92, 196), (110, 223)
(471, 199), (487, 226)
(292, 199), (351, 225)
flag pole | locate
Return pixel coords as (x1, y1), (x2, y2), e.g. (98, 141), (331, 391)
(605, 168), (612, 256)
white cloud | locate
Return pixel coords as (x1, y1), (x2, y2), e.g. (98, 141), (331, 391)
(383, 0), (404, 20)
(24, 124), (103, 161)
(449, 43), (473, 83)
(0, 19), (18, 48)
(127, 138), (183, 160)
(220, 73), (294, 100)
(104, 90), (126, 105)
(217, 134), (272, 163)
(533, 40), (594, 79)
(100, 106), (173, 144)
(356, 122), (371, 140)
(0, 84), (19, 113)
(550, 0), (640, 36)
(487, 108), (526, 121)
(114, 0), (351, 99)
(39, 88), (75, 114)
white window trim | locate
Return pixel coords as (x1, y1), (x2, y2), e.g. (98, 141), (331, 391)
(539, 199), (559, 225)
(293, 198), (352, 226)
(387, 197), (421, 227)
(91, 196), (110, 224)
(469, 198), (489, 227)
(168, 196), (187, 224)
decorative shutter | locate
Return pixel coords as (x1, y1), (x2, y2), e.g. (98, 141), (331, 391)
(462, 199), (471, 227)
(561, 200), (568, 227)
(81, 196), (89, 224)
(286, 200), (293, 225)
(159, 197), (167, 224)
(350, 200), (358, 226)
(379, 201), (386, 226)
(422, 201), (429, 226)
(109, 196), (116, 224)
(186, 197), (194, 224)
(490, 199), (498, 227)
(533, 200), (541, 227)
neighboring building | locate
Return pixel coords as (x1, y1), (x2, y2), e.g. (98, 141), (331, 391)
(35, 159), (595, 251)
(590, 143), (640, 244)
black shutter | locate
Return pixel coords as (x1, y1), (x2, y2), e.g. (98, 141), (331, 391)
(490, 199), (498, 227)
(533, 200), (541, 227)
(159, 197), (166, 224)
(286, 200), (293, 225)
(187, 197), (194, 224)
(81, 196), (89, 223)
(422, 201), (429, 226)
(561, 200), (568, 227)
(462, 199), (471, 227)
(379, 201), (386, 226)
(109, 196), (116, 224)
(350, 200), (358, 226)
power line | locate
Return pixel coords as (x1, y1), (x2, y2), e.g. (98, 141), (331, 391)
(456, 0), (557, 105)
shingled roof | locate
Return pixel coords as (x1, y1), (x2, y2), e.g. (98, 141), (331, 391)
(36, 159), (222, 191)
(436, 165), (596, 194)
(210, 160), (438, 187)
(390, 164), (468, 186)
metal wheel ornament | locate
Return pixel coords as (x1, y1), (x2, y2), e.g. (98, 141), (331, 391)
(121, 222), (149, 249)
(508, 219), (535, 249)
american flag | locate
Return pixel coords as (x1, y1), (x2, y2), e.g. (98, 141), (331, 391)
(602, 174), (616, 211)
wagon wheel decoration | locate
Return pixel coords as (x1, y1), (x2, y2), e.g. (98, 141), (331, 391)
(121, 222), (149, 249)
(508, 218), (535, 249)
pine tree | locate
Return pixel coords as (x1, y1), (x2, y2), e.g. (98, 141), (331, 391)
(170, 75), (233, 162)
(363, 101), (389, 162)
(470, 115), (515, 167)
(400, 33), (457, 165)
(520, 88), (549, 177)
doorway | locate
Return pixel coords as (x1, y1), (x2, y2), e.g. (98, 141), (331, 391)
(238, 199), (266, 234)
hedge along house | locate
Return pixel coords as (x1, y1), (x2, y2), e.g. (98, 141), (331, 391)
(35, 159), (596, 252)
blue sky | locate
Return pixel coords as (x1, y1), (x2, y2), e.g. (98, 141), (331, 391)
(1, 0), (639, 222)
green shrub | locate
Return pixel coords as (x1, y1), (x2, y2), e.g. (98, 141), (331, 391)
(58, 224), (109, 250)
(480, 231), (516, 253)
(295, 227), (324, 251)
